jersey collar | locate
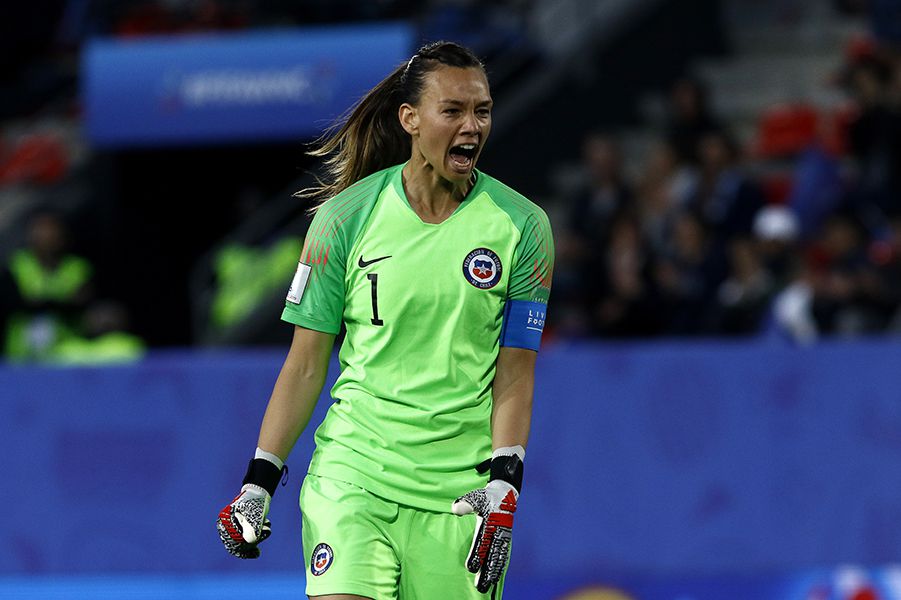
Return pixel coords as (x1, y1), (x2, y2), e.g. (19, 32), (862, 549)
(391, 163), (485, 225)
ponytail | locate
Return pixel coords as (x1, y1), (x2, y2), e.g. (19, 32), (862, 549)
(297, 41), (485, 204)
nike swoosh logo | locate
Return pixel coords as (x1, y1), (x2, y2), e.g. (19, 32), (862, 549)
(358, 254), (391, 268)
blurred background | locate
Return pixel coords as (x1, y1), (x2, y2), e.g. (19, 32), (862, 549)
(2, 0), (901, 598)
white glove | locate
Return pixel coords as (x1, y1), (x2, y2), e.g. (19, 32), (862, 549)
(452, 449), (523, 594)
(216, 483), (272, 559)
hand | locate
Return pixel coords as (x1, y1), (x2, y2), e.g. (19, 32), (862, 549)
(216, 484), (272, 559)
(452, 479), (518, 593)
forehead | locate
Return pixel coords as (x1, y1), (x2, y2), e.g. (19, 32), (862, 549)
(420, 66), (491, 103)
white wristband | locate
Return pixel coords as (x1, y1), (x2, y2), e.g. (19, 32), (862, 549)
(255, 447), (285, 470)
(492, 445), (525, 462)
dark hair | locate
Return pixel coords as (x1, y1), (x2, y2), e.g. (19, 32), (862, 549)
(297, 41), (485, 203)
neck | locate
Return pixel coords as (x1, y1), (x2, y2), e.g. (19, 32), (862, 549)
(402, 160), (473, 224)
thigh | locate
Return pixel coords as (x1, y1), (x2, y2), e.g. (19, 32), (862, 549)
(397, 508), (506, 600)
(301, 475), (401, 600)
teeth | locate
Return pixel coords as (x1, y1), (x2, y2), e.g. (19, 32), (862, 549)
(459, 144), (476, 150)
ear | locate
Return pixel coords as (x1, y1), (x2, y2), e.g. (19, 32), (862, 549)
(399, 103), (418, 136)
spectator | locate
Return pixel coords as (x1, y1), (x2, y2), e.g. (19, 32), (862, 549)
(714, 237), (775, 335)
(665, 77), (722, 165)
(686, 128), (765, 249)
(1, 209), (94, 361)
(590, 210), (662, 338)
(49, 301), (146, 365)
(653, 210), (722, 335)
(806, 212), (888, 335)
(565, 132), (633, 255)
(845, 53), (901, 220)
(753, 205), (802, 289)
(635, 137), (697, 252)
(553, 133), (633, 336)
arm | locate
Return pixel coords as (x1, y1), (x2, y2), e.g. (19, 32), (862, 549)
(216, 325), (333, 559)
(452, 346), (536, 594)
(257, 325), (335, 461)
(491, 346), (537, 451)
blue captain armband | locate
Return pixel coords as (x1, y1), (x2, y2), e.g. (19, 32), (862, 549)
(499, 300), (547, 351)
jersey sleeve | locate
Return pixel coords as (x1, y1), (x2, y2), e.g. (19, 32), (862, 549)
(500, 207), (554, 350)
(281, 203), (350, 335)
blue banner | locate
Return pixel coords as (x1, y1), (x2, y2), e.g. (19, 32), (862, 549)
(3, 339), (901, 580)
(83, 24), (413, 147)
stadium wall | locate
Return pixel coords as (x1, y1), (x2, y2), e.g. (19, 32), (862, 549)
(2, 340), (900, 597)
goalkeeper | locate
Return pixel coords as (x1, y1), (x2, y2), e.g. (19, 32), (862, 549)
(217, 41), (554, 599)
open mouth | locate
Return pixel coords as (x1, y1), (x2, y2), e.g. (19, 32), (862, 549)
(449, 143), (478, 169)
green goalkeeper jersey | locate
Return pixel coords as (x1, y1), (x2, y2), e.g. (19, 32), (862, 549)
(282, 163), (554, 512)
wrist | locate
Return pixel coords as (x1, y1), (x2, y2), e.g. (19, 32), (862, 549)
(488, 448), (524, 494)
(254, 447), (284, 470)
(492, 445), (525, 462)
(242, 449), (287, 497)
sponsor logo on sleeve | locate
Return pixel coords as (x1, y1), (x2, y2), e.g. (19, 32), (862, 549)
(286, 261), (312, 304)
(462, 248), (502, 289)
(527, 305), (546, 332)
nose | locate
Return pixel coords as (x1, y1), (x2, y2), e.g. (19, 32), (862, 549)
(460, 110), (480, 136)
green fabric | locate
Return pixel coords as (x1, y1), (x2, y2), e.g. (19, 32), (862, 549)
(4, 315), (74, 362)
(9, 250), (91, 302)
(300, 474), (504, 599)
(282, 164), (554, 513)
(49, 332), (146, 366)
(211, 237), (303, 328)
(5, 250), (92, 361)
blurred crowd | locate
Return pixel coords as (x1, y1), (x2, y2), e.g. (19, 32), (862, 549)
(5, 0), (901, 361)
(552, 11), (901, 343)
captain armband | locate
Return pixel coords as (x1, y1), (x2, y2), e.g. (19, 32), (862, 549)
(498, 300), (547, 351)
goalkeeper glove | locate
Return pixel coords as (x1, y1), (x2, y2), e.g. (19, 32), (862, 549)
(452, 446), (524, 593)
(216, 450), (286, 559)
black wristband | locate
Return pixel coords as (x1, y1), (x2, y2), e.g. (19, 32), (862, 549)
(489, 453), (523, 493)
(242, 458), (287, 497)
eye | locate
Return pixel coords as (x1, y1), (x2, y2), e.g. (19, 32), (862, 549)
(443, 108), (460, 115)
(477, 108), (491, 117)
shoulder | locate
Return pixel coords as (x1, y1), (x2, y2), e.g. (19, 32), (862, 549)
(315, 166), (396, 217)
(308, 165), (399, 239)
(477, 171), (552, 235)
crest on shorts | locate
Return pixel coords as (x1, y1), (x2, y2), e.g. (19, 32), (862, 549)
(311, 542), (334, 576)
(463, 248), (502, 289)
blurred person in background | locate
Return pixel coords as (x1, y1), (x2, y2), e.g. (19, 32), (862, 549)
(664, 77), (722, 165)
(653, 210), (722, 335)
(844, 52), (901, 222)
(565, 132), (634, 251)
(878, 214), (901, 332)
(48, 300), (146, 365)
(590, 210), (662, 338)
(686, 128), (765, 251)
(753, 204), (802, 291)
(0, 208), (94, 362)
(806, 211), (889, 335)
(714, 237), (775, 335)
(554, 132), (633, 336)
(712, 206), (801, 335)
(216, 41), (553, 599)
(634, 137), (697, 252)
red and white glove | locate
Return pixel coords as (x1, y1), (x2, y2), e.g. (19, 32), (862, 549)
(216, 449), (286, 559)
(217, 484), (272, 559)
(452, 446), (524, 593)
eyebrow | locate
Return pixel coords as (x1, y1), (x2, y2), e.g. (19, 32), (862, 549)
(438, 99), (494, 107)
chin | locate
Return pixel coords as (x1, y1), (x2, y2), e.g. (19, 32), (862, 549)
(442, 162), (477, 185)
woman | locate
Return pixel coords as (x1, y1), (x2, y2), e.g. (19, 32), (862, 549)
(217, 41), (554, 599)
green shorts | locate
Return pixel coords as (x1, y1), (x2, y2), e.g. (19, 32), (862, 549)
(300, 474), (505, 600)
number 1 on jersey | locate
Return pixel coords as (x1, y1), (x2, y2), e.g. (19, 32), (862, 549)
(367, 273), (384, 326)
